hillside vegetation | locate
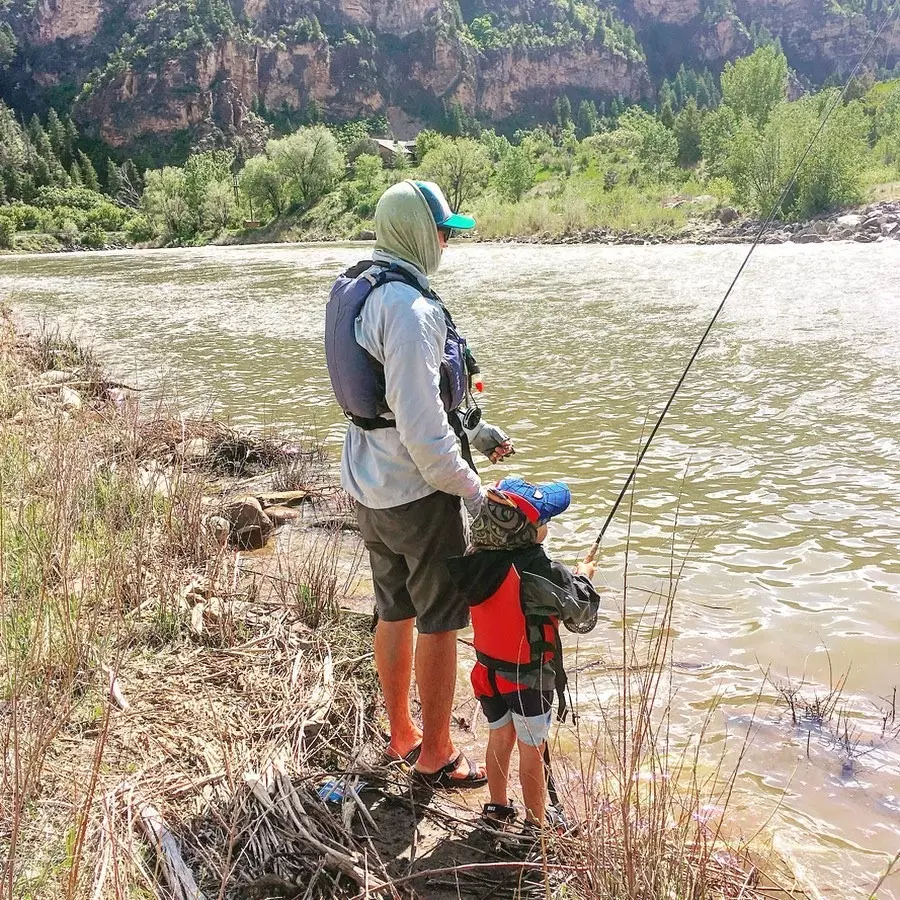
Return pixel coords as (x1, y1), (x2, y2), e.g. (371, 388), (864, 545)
(2, 46), (899, 250)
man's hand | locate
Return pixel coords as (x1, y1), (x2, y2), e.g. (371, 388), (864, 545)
(575, 559), (596, 580)
(489, 440), (515, 464)
(464, 418), (516, 464)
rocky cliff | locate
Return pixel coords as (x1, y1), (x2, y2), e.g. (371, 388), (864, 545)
(0, 0), (897, 155)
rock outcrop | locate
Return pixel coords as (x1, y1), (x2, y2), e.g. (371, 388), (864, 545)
(2, 0), (898, 152)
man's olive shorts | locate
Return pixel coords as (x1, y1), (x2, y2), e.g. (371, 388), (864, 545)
(356, 491), (468, 634)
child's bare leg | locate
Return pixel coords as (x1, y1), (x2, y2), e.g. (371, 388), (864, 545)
(485, 721), (516, 807)
(518, 739), (547, 825)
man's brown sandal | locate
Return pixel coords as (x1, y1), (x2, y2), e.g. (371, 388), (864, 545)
(413, 751), (487, 789)
(381, 742), (422, 766)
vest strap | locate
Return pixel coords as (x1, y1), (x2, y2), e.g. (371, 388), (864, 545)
(346, 412), (395, 430)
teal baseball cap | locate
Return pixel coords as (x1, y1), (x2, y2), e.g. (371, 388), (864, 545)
(414, 180), (476, 232)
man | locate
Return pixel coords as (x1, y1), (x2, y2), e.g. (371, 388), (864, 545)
(326, 179), (513, 786)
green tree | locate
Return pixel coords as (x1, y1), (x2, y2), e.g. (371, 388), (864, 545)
(720, 45), (789, 128)
(29, 116), (53, 160)
(201, 179), (237, 231)
(267, 126), (344, 211)
(495, 145), (535, 202)
(576, 100), (598, 139)
(46, 108), (66, 158)
(725, 92), (867, 218)
(700, 104), (739, 177)
(415, 129), (444, 163)
(341, 153), (386, 217)
(617, 108), (678, 181)
(77, 151), (100, 191)
(0, 23), (17, 70)
(554, 95), (573, 127)
(421, 137), (491, 212)
(142, 167), (193, 239)
(0, 214), (14, 249)
(69, 162), (83, 187)
(674, 98), (704, 166)
(874, 84), (900, 168)
(106, 159), (123, 196)
(240, 153), (287, 217)
(479, 128), (511, 162)
(183, 149), (233, 224)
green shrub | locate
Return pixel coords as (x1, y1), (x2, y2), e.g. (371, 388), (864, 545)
(55, 218), (79, 244)
(84, 202), (128, 230)
(51, 205), (89, 230)
(34, 186), (109, 211)
(5, 203), (50, 231)
(81, 224), (107, 249)
(125, 214), (154, 243)
(0, 214), (14, 249)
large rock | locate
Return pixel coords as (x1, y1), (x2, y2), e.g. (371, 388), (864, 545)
(836, 213), (863, 229)
(224, 496), (273, 551)
(717, 206), (739, 224)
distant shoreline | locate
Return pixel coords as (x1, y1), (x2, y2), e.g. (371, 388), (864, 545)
(2, 199), (898, 256)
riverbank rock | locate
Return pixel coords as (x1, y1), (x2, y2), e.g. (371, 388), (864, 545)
(60, 386), (83, 409)
(265, 505), (303, 525)
(225, 496), (274, 551)
(717, 206), (739, 224)
(176, 437), (212, 462)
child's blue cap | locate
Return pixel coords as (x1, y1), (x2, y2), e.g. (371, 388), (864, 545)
(495, 477), (571, 526)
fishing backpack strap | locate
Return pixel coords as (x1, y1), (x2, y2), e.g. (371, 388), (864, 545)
(448, 409), (477, 472)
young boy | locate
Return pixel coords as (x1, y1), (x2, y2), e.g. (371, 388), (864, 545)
(446, 477), (600, 831)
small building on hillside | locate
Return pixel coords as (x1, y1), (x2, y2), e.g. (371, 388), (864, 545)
(369, 138), (416, 166)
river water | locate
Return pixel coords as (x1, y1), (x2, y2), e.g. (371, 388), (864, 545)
(2, 242), (899, 896)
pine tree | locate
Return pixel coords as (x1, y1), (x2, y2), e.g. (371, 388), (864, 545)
(46, 108), (66, 157)
(29, 115), (53, 159)
(555, 95), (573, 127)
(660, 100), (675, 130)
(78, 150), (99, 190)
(696, 78), (711, 108)
(576, 99), (598, 139)
(660, 79), (677, 111)
(69, 162), (83, 186)
(34, 156), (52, 188)
(673, 66), (686, 107)
(106, 159), (123, 196)
(64, 118), (78, 163)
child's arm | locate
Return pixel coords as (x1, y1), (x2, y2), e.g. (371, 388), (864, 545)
(520, 556), (602, 632)
(547, 560), (601, 632)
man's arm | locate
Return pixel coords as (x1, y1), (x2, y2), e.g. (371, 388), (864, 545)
(381, 291), (484, 513)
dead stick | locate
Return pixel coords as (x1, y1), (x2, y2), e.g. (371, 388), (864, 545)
(360, 861), (581, 897)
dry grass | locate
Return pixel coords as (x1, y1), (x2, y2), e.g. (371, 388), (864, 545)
(0, 312), (384, 899)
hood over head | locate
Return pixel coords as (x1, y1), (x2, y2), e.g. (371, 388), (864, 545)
(374, 180), (442, 276)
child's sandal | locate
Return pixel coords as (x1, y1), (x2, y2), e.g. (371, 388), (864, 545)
(481, 802), (517, 830)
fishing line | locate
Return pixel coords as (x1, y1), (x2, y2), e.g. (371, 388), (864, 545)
(584, 5), (899, 565)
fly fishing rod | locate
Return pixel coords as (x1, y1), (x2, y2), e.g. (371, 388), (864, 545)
(583, 5), (899, 565)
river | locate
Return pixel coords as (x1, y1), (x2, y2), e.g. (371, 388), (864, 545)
(2, 241), (899, 896)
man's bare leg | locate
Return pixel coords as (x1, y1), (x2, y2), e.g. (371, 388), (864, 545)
(415, 630), (485, 778)
(374, 617), (422, 758)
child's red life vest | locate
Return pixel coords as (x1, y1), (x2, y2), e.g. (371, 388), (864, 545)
(470, 565), (558, 678)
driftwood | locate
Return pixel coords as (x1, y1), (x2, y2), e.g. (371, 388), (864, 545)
(138, 803), (206, 900)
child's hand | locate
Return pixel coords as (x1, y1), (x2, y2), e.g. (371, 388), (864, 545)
(575, 559), (596, 580)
